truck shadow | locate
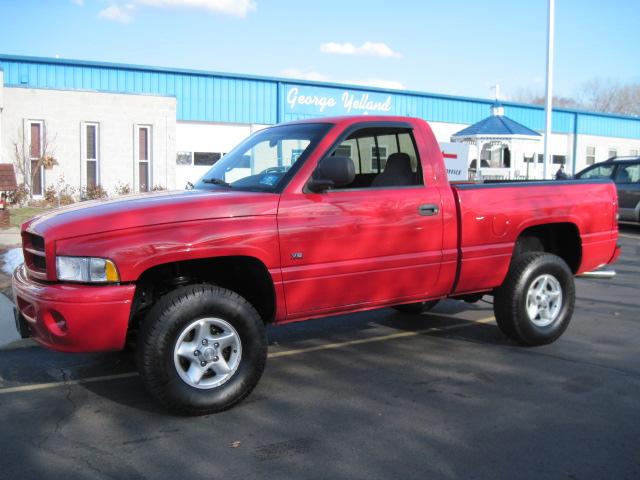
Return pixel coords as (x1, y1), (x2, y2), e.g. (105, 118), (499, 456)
(2, 299), (636, 480)
(82, 302), (513, 414)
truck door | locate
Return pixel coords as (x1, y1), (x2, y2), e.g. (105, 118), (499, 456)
(277, 125), (444, 318)
(614, 162), (640, 221)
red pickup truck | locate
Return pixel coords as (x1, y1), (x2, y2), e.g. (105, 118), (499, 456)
(13, 116), (620, 414)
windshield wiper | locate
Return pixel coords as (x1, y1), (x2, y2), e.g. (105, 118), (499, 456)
(202, 177), (232, 187)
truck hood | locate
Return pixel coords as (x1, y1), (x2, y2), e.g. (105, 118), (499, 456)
(25, 189), (280, 241)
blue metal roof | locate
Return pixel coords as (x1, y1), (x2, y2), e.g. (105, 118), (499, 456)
(452, 112), (541, 137)
(0, 53), (639, 140)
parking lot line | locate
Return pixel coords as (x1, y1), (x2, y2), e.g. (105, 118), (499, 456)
(0, 316), (495, 396)
(269, 316), (495, 358)
(0, 372), (140, 395)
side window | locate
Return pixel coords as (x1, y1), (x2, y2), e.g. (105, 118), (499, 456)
(614, 163), (640, 184)
(579, 164), (614, 179)
(398, 133), (419, 172)
(376, 134), (399, 170)
(357, 136), (377, 173)
(333, 139), (359, 172)
(329, 127), (423, 189)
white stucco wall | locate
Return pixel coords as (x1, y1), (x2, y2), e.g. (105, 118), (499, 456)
(176, 121), (251, 153)
(175, 121), (252, 187)
(574, 134), (640, 173)
(513, 132), (572, 179)
(1, 86), (176, 195)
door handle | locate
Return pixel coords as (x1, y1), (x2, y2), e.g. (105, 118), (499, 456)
(418, 204), (439, 216)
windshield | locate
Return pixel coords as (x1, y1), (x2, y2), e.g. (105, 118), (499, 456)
(194, 123), (331, 192)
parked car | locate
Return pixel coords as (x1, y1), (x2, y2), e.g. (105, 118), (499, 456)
(575, 156), (640, 222)
(13, 116), (620, 415)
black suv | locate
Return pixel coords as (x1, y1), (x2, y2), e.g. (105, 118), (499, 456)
(575, 157), (640, 223)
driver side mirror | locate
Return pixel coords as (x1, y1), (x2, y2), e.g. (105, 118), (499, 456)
(306, 156), (355, 193)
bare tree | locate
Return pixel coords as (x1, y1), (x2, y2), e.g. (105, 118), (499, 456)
(510, 87), (582, 109)
(12, 126), (58, 199)
(579, 79), (640, 117)
(510, 80), (640, 117)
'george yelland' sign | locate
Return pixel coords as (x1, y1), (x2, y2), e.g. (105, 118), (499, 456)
(284, 84), (394, 117)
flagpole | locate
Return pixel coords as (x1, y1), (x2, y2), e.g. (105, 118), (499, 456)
(543, 0), (555, 179)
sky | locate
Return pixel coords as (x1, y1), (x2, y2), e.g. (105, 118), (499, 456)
(0, 0), (638, 101)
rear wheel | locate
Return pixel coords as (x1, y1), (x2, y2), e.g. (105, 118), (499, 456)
(137, 284), (267, 415)
(393, 300), (439, 314)
(493, 253), (575, 346)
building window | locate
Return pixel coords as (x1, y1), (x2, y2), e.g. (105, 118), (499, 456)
(290, 148), (305, 163)
(138, 126), (151, 192)
(586, 146), (596, 165)
(552, 155), (566, 165)
(84, 123), (99, 188)
(608, 148), (617, 159)
(537, 154), (544, 163)
(334, 145), (352, 158)
(29, 121), (44, 196)
(193, 152), (221, 166)
(371, 145), (388, 171)
(629, 149), (638, 157)
(176, 152), (192, 165)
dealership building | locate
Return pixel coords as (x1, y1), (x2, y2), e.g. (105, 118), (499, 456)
(1, 53), (639, 197)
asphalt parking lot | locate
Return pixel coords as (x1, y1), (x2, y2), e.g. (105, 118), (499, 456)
(0, 226), (638, 480)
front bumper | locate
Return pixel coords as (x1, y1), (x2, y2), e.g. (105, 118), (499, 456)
(12, 264), (136, 352)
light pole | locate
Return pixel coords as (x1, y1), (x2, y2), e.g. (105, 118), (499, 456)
(542, 0), (555, 179)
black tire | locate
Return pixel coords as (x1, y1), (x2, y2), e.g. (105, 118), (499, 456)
(393, 300), (439, 314)
(494, 253), (575, 346)
(136, 284), (267, 415)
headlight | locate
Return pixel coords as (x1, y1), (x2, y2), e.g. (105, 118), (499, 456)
(56, 256), (120, 283)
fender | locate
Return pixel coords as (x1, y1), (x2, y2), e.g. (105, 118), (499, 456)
(55, 215), (281, 282)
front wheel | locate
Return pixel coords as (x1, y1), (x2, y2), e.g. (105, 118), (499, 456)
(493, 253), (575, 346)
(136, 285), (267, 415)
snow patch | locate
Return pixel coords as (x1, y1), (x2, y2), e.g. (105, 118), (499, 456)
(2, 248), (24, 275)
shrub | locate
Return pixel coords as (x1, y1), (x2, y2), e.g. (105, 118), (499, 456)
(114, 182), (132, 196)
(58, 190), (75, 206)
(8, 183), (30, 206)
(44, 185), (57, 205)
(82, 184), (108, 201)
(40, 177), (78, 207)
(152, 185), (167, 191)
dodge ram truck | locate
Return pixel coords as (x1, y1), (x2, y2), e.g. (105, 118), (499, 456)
(12, 116), (620, 415)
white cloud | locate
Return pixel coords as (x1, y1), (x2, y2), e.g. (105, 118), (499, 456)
(71, 0), (84, 5)
(320, 41), (401, 58)
(136, 0), (256, 17)
(279, 68), (330, 82)
(99, 4), (136, 23)
(348, 79), (405, 90)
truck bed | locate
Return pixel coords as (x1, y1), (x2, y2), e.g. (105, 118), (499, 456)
(450, 179), (619, 295)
